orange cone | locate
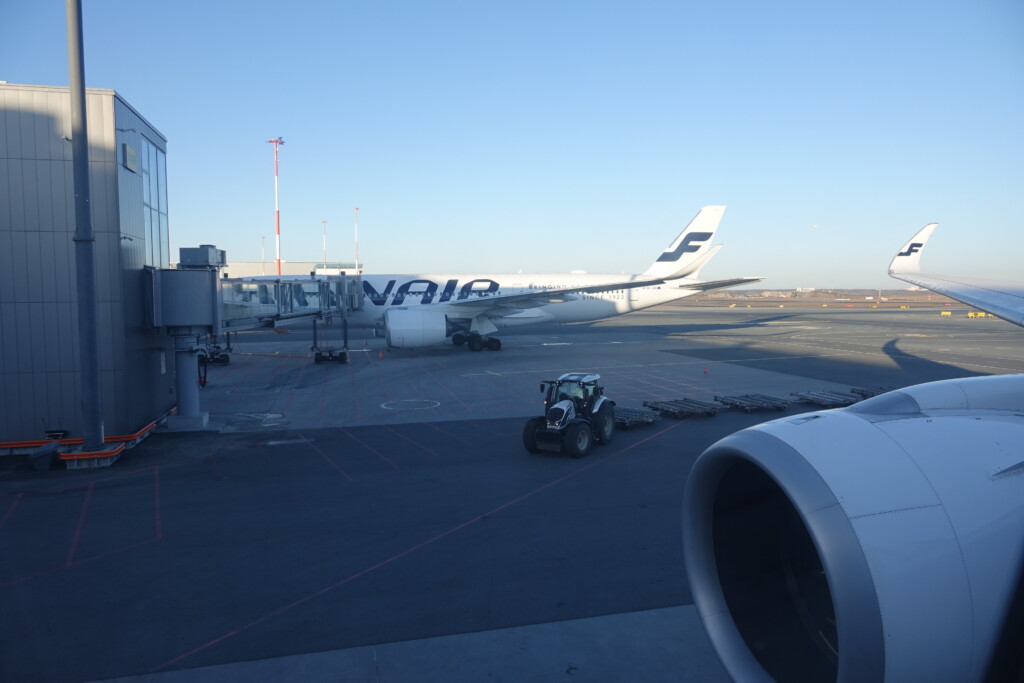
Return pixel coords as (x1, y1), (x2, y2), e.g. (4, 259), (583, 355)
(703, 365), (708, 374)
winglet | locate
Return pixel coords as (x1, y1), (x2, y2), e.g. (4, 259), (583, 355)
(889, 223), (938, 276)
(643, 206), (726, 278)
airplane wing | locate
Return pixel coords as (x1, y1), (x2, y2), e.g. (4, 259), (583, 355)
(438, 276), (668, 312)
(889, 224), (1024, 327)
(674, 276), (764, 292)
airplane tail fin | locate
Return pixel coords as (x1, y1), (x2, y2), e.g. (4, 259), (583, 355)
(889, 223), (938, 276)
(643, 206), (726, 279)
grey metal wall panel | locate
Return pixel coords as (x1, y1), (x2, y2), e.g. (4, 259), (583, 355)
(7, 157), (25, 229)
(0, 160), (10, 230)
(31, 89), (51, 159)
(41, 303), (61, 367)
(0, 232), (13, 301)
(37, 231), (56, 302)
(28, 294), (45, 372)
(57, 302), (76, 373)
(14, 302), (32, 375)
(0, 302), (13, 375)
(0, 89), (7, 159)
(60, 370), (78, 436)
(46, 93), (67, 160)
(2, 374), (19, 440)
(49, 159), (70, 231)
(53, 232), (72, 302)
(60, 162), (74, 229)
(3, 94), (21, 158)
(16, 370), (33, 438)
(43, 372), (63, 435)
(34, 160), (54, 229)
(24, 231), (43, 302)
(1, 84), (175, 442)
(10, 230), (28, 303)
(21, 160), (41, 228)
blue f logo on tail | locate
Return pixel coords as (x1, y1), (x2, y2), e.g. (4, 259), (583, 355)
(656, 232), (713, 263)
(898, 242), (923, 257)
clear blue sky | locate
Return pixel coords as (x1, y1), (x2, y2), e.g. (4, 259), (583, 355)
(3, 0), (1022, 288)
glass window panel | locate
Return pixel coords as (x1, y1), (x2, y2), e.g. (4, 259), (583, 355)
(159, 212), (169, 268)
(158, 150), (167, 212)
(145, 208), (153, 266)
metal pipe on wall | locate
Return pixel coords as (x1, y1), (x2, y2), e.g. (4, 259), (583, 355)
(66, 0), (105, 451)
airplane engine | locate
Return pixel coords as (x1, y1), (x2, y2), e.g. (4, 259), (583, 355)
(384, 308), (451, 348)
(682, 374), (1024, 683)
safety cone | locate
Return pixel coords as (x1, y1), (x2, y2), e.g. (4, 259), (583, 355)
(703, 365), (708, 374)
(378, 350), (383, 359)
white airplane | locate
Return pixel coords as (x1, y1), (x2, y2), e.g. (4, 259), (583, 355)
(889, 222), (1024, 327)
(682, 223), (1024, 682)
(343, 205), (762, 350)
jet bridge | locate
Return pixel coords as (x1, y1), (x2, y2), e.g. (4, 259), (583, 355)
(147, 246), (363, 430)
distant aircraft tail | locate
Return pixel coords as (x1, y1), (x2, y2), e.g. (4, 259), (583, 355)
(643, 206), (726, 279)
(889, 223), (938, 276)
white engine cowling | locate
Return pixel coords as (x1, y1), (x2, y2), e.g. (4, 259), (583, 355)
(682, 374), (1024, 682)
(384, 308), (450, 348)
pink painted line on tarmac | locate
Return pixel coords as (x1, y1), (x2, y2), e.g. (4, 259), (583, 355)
(65, 483), (95, 567)
(385, 425), (440, 458)
(0, 493), (22, 531)
(149, 418), (687, 673)
(2, 537), (163, 588)
(340, 428), (397, 469)
(424, 422), (474, 447)
(301, 435), (354, 481)
(153, 466), (163, 540)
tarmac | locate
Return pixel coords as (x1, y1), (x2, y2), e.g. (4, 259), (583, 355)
(2, 302), (1022, 682)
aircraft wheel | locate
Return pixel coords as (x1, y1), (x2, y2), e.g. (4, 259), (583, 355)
(452, 333), (466, 346)
(486, 337), (502, 351)
(467, 336), (483, 351)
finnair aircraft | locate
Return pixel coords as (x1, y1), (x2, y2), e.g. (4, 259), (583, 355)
(889, 223), (1024, 327)
(683, 223), (1024, 682)
(344, 205), (762, 350)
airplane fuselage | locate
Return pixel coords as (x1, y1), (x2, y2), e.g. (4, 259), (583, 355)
(348, 273), (698, 331)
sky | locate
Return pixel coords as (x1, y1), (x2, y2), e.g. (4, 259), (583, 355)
(2, 0), (1022, 288)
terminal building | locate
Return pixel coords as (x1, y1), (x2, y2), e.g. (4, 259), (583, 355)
(0, 82), (176, 448)
(2, 82), (361, 463)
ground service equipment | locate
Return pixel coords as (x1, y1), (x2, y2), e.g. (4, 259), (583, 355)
(523, 373), (616, 458)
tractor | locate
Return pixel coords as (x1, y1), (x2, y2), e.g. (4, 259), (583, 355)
(522, 373), (616, 458)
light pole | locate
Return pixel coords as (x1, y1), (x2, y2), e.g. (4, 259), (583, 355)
(267, 137), (285, 275)
(260, 235), (266, 275)
(353, 207), (360, 272)
(322, 219), (327, 269)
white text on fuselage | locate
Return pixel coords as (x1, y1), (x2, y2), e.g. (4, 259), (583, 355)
(364, 278), (500, 306)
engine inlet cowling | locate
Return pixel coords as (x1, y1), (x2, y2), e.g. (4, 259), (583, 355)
(683, 375), (1024, 683)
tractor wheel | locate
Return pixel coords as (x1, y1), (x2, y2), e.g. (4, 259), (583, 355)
(452, 333), (466, 346)
(522, 417), (545, 453)
(486, 337), (502, 351)
(467, 336), (483, 351)
(561, 422), (593, 459)
(593, 403), (615, 445)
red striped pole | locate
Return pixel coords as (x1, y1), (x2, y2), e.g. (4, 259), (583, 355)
(267, 137), (285, 275)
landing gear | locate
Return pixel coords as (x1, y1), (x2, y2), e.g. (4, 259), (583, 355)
(462, 334), (502, 352)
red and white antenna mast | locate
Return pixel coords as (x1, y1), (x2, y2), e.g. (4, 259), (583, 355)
(267, 137), (285, 275)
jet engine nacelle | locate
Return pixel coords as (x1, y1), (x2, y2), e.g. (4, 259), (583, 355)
(682, 374), (1024, 683)
(384, 308), (450, 348)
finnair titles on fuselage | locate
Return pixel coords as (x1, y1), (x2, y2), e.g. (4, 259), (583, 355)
(270, 206), (760, 350)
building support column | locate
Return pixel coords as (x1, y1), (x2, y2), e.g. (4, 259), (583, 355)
(167, 334), (208, 430)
